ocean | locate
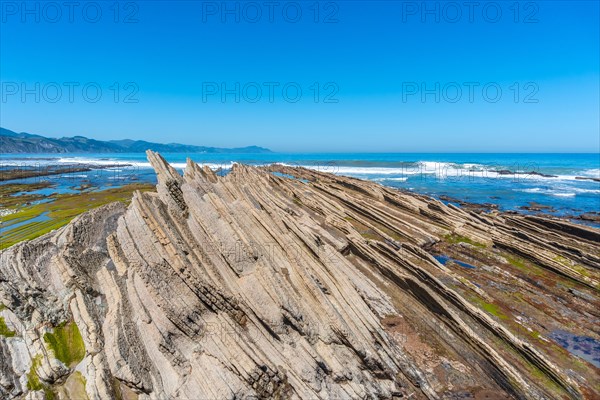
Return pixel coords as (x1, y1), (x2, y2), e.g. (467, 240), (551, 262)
(2, 152), (599, 223)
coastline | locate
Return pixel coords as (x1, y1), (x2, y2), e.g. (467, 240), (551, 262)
(1, 153), (598, 209)
(1, 153), (599, 250)
(4, 1), (597, 398)
(1, 151), (598, 399)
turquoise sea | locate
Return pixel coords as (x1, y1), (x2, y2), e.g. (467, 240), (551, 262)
(2, 152), (599, 223)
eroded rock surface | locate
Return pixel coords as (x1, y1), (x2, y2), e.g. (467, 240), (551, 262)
(1, 151), (598, 399)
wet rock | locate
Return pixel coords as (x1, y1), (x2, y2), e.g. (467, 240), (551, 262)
(519, 202), (556, 212)
(575, 176), (600, 183)
(0, 151), (598, 400)
(575, 212), (600, 222)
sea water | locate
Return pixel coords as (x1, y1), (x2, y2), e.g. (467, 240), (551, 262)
(1, 152), (598, 222)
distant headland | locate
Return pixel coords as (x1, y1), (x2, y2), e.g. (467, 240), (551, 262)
(0, 127), (273, 154)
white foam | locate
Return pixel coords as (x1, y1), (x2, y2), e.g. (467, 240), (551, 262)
(3, 157), (598, 184)
(572, 187), (600, 194)
(462, 163), (485, 169)
(520, 188), (542, 193)
(284, 162), (455, 176)
(553, 193), (576, 197)
(336, 162), (578, 182)
(580, 168), (600, 178)
(336, 166), (421, 175)
(275, 162), (600, 183)
(56, 157), (237, 171)
(517, 188), (579, 197)
(57, 157), (130, 166)
(373, 177), (408, 182)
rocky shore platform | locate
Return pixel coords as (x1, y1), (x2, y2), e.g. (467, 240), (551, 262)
(0, 163), (133, 182)
(1, 151), (598, 399)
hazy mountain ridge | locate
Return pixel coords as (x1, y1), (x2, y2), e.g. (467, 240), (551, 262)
(0, 128), (272, 154)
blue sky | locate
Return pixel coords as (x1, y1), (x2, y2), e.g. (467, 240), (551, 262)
(1, 0), (598, 152)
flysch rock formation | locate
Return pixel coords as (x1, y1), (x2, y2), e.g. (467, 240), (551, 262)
(1, 151), (598, 400)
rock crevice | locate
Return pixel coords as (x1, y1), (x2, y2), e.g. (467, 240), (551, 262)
(1, 151), (598, 399)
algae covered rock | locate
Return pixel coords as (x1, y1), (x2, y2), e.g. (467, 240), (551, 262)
(0, 151), (598, 399)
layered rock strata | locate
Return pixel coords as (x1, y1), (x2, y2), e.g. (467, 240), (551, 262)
(1, 151), (598, 399)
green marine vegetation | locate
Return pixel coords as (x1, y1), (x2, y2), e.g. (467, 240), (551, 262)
(444, 233), (486, 248)
(0, 183), (154, 250)
(43, 320), (86, 367)
(0, 316), (16, 337)
(470, 296), (509, 320)
(27, 355), (56, 399)
(0, 182), (54, 207)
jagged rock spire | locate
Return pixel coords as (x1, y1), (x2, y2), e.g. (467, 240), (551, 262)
(1, 152), (597, 399)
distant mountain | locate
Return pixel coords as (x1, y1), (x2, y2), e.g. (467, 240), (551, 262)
(0, 128), (44, 139)
(0, 128), (273, 154)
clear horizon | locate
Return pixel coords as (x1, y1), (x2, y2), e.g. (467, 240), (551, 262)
(1, 1), (599, 153)
(3, 125), (600, 155)
(2, 4), (600, 399)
